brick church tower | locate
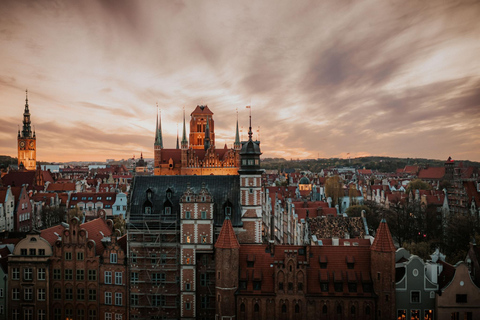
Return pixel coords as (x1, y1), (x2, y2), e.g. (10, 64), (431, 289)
(17, 90), (36, 171)
(189, 105), (215, 149)
(237, 108), (263, 244)
(370, 219), (396, 320)
(215, 216), (240, 319)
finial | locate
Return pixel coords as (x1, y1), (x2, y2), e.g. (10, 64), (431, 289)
(246, 106), (252, 140)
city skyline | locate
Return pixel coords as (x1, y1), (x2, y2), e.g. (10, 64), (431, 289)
(1, 0), (479, 162)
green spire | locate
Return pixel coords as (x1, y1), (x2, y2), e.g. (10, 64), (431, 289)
(234, 109), (240, 149)
(181, 107), (188, 148)
(154, 106), (163, 148)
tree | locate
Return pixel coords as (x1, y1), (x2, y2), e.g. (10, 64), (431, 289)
(67, 207), (84, 222)
(385, 199), (423, 246)
(113, 215), (126, 235)
(346, 205), (371, 218)
(406, 179), (432, 194)
(41, 206), (65, 229)
(348, 185), (358, 204)
(324, 175), (344, 206)
(402, 241), (432, 261)
(353, 201), (382, 235)
(443, 212), (476, 264)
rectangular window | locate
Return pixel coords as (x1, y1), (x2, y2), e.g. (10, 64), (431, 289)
(110, 253), (118, 264)
(201, 211), (207, 219)
(89, 289), (97, 301)
(115, 314), (122, 320)
(424, 310), (434, 320)
(186, 283), (191, 291)
(348, 283), (357, 293)
(131, 272), (138, 284)
(29, 248), (36, 255)
(201, 273), (207, 286)
(115, 272), (122, 285)
(77, 269), (85, 281)
(37, 268), (46, 280)
(12, 288), (20, 300)
(410, 310), (420, 320)
(456, 294), (467, 303)
(131, 294), (139, 306)
(151, 254), (156, 265)
(38, 310), (46, 320)
(12, 268), (19, 280)
(88, 269), (97, 281)
(24, 309), (33, 320)
(65, 269), (73, 280)
(0, 288), (3, 298)
(38, 249), (45, 256)
(65, 288), (73, 300)
(77, 309), (84, 320)
(131, 253), (137, 264)
(334, 283), (343, 292)
(105, 292), (112, 305)
(53, 269), (61, 280)
(253, 281), (261, 290)
(88, 310), (96, 320)
(115, 292), (122, 306)
(411, 291), (421, 303)
(185, 211), (191, 219)
(201, 235), (207, 243)
(77, 288), (85, 300)
(24, 268), (33, 280)
(105, 271), (112, 284)
(161, 254), (167, 264)
(37, 288), (46, 300)
(24, 287), (33, 300)
(105, 313), (112, 320)
(53, 309), (61, 320)
(77, 251), (84, 260)
(321, 282), (329, 292)
(53, 288), (61, 300)
(185, 236), (191, 243)
(21, 249), (27, 255)
(65, 252), (72, 260)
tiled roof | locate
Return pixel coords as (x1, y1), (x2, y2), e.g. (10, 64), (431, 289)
(215, 218), (240, 249)
(358, 169), (372, 175)
(464, 181), (480, 206)
(81, 218), (113, 255)
(438, 260), (456, 289)
(404, 165), (419, 174)
(191, 105), (214, 116)
(1, 171), (36, 188)
(418, 167), (445, 179)
(40, 224), (66, 246)
(0, 190), (7, 202)
(371, 219), (395, 252)
(46, 183), (76, 191)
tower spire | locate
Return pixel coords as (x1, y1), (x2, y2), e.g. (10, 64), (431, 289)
(176, 123), (179, 149)
(234, 108), (241, 150)
(246, 105), (252, 141)
(22, 89), (32, 138)
(155, 103), (159, 143)
(154, 105), (163, 148)
(181, 107), (188, 149)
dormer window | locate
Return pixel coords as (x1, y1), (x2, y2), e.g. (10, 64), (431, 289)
(166, 189), (172, 199)
(186, 196), (190, 202)
(164, 207), (171, 215)
(144, 206), (152, 214)
(146, 189), (153, 200)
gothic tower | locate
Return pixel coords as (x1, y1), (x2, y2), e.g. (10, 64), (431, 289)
(189, 105), (215, 149)
(17, 90), (36, 171)
(370, 219), (396, 320)
(237, 107), (263, 244)
(153, 107), (163, 175)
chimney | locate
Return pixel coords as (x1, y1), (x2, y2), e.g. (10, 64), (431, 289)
(332, 237), (339, 246)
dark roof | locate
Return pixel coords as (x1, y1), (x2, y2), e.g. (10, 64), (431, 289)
(1, 171), (35, 188)
(129, 175), (241, 227)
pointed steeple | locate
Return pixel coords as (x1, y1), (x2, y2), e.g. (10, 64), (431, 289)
(204, 115), (211, 151)
(154, 106), (163, 148)
(215, 216), (240, 249)
(154, 104), (159, 143)
(21, 89), (32, 138)
(371, 219), (395, 252)
(234, 109), (240, 150)
(247, 106), (253, 141)
(181, 107), (188, 149)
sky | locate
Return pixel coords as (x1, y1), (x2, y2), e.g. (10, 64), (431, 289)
(1, 0), (479, 163)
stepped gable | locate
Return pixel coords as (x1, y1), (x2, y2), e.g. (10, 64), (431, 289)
(215, 217), (240, 249)
(130, 175), (241, 226)
(81, 218), (113, 255)
(371, 219), (395, 252)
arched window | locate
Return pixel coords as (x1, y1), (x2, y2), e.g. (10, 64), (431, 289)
(240, 303), (245, 312)
(351, 305), (356, 315)
(282, 304), (287, 313)
(295, 304), (300, 313)
(366, 306), (371, 315)
(322, 305), (327, 314)
(254, 303), (259, 312)
(337, 305), (342, 314)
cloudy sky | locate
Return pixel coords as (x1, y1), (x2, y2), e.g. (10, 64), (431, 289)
(1, 0), (479, 162)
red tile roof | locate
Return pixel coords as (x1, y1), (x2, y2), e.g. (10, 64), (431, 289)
(418, 167), (445, 180)
(371, 219), (395, 252)
(358, 169), (373, 175)
(191, 105), (214, 116)
(464, 181), (480, 206)
(438, 260), (456, 289)
(1, 171), (36, 188)
(47, 183), (76, 192)
(80, 218), (113, 255)
(215, 218), (240, 249)
(40, 224), (66, 246)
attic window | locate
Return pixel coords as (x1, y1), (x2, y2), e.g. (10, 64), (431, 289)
(30, 237), (37, 242)
(346, 256), (355, 269)
(186, 196), (190, 202)
(319, 256), (328, 269)
(146, 190), (153, 200)
(164, 207), (171, 215)
(166, 190), (172, 199)
(247, 254), (255, 268)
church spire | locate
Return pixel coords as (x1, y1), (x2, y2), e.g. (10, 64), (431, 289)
(181, 107), (188, 149)
(234, 109), (240, 150)
(204, 115), (211, 151)
(176, 124), (179, 149)
(154, 105), (163, 148)
(22, 89), (32, 138)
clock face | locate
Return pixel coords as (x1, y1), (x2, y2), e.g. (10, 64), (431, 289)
(19, 141), (25, 148)
(29, 141), (34, 148)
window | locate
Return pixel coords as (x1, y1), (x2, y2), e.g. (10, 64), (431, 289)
(255, 303), (260, 312)
(161, 254), (167, 264)
(97, 197), (101, 200)
(201, 235), (207, 243)
(411, 291), (420, 303)
(12, 268), (19, 280)
(185, 236), (191, 243)
(115, 292), (122, 305)
(105, 313), (112, 320)
(201, 273), (207, 286)
(77, 269), (85, 281)
(201, 296), (208, 309)
(131, 253), (137, 264)
(144, 207), (151, 214)
(53, 309), (61, 320)
(164, 206), (171, 215)
(115, 272), (122, 285)
(464, 312), (472, 320)
(53, 268), (61, 280)
(131, 272), (139, 284)
(24, 309), (33, 320)
(77, 251), (84, 260)
(298, 282), (303, 291)
(240, 281), (247, 290)
(88, 269), (97, 281)
(253, 281), (261, 290)
(131, 294), (139, 306)
(411, 310), (420, 320)
(89, 289), (97, 301)
(21, 248), (27, 255)
(334, 283), (343, 292)
(424, 310), (433, 320)
(65, 252), (72, 260)
(363, 282), (372, 293)
(38, 249), (45, 256)
(186, 302), (191, 310)
(77, 288), (85, 300)
(24, 268), (33, 280)
(151, 254), (157, 265)
(201, 211), (207, 219)
(348, 283), (357, 293)
(29, 248), (36, 255)
(240, 303), (245, 312)
(37, 268), (46, 280)
(185, 211), (191, 219)
(0, 288), (2, 298)
(456, 294), (467, 303)
(12, 288), (20, 300)
(323, 305), (328, 314)
(24, 287), (33, 300)
(53, 288), (61, 300)
(38, 310), (46, 320)
(321, 282), (329, 292)
(295, 304), (300, 314)
(65, 288), (73, 300)
(351, 305), (356, 315)
(37, 288), (46, 300)
(115, 315), (122, 320)
(110, 253), (117, 263)
(105, 292), (112, 305)
(153, 295), (162, 306)
(77, 310), (84, 320)
(282, 304), (287, 313)
(249, 188), (254, 194)
(105, 271), (112, 284)
(186, 283), (191, 291)
(65, 269), (73, 280)
(288, 282), (293, 291)
(337, 305), (342, 314)
(89, 310), (96, 320)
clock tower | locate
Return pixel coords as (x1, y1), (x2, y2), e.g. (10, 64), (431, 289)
(17, 90), (36, 171)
